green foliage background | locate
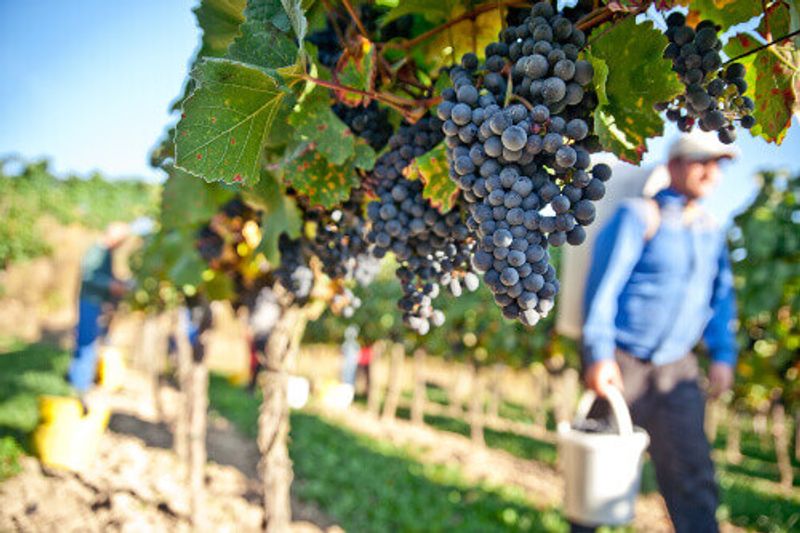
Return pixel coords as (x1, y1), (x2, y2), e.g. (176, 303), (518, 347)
(0, 159), (159, 268)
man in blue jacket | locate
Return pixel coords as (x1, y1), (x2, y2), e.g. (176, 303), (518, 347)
(68, 222), (130, 395)
(581, 132), (739, 533)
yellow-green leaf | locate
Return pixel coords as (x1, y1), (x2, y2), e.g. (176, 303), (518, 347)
(405, 142), (459, 212)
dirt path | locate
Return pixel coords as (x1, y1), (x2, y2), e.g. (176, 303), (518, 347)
(317, 404), (745, 533)
(0, 372), (339, 533)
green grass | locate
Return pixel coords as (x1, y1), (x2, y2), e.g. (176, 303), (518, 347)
(0, 436), (23, 481)
(307, 381), (800, 532)
(0, 342), (72, 449)
(208, 375), (572, 532)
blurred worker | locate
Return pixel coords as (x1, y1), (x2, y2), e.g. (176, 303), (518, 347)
(580, 131), (739, 533)
(355, 342), (374, 396)
(68, 222), (131, 396)
(340, 325), (360, 387)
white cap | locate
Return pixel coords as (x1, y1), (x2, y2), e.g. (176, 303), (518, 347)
(667, 130), (740, 162)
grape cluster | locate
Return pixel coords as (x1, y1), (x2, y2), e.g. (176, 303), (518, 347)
(659, 12), (755, 143)
(304, 191), (379, 288)
(332, 101), (393, 151)
(367, 117), (479, 334)
(195, 197), (258, 269)
(274, 233), (314, 303)
(196, 225), (224, 264)
(438, 0), (612, 326)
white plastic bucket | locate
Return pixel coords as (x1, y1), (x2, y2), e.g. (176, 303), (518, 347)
(287, 376), (310, 409)
(558, 387), (650, 527)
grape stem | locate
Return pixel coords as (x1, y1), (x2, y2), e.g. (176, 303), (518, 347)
(509, 93), (535, 112)
(381, 1), (529, 52)
(724, 28), (800, 66)
(341, 0), (369, 40)
(301, 74), (441, 119)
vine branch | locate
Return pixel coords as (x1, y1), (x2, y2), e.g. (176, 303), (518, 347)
(381, 1), (528, 52)
(301, 74), (440, 120)
(341, 0), (369, 39)
(724, 28), (800, 66)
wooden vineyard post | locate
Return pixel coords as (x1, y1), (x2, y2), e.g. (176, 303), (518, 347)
(139, 313), (168, 420)
(554, 368), (579, 426)
(468, 361), (485, 447)
(530, 364), (547, 430)
(447, 365), (466, 418)
(366, 341), (383, 417)
(705, 398), (721, 444)
(753, 409), (770, 449)
(725, 408), (742, 464)
(411, 348), (427, 426)
(381, 342), (405, 422)
(486, 364), (505, 423)
(795, 410), (800, 463)
(187, 347), (209, 528)
(258, 304), (309, 533)
(172, 307), (193, 471)
(771, 402), (794, 491)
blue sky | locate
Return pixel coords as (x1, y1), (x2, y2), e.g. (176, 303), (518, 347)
(0, 1), (798, 221)
(0, 1), (198, 182)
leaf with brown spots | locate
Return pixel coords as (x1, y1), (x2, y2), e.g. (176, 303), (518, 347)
(175, 58), (294, 185)
(725, 34), (797, 144)
(289, 87), (356, 165)
(404, 142), (459, 213)
(688, 0), (761, 31)
(285, 147), (360, 209)
(336, 36), (377, 106)
(587, 18), (684, 164)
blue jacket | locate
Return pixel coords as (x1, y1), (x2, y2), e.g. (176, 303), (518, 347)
(79, 243), (115, 305)
(582, 188), (738, 367)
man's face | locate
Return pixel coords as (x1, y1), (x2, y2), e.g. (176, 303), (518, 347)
(667, 157), (724, 200)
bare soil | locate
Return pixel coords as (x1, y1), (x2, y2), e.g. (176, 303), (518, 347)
(0, 372), (340, 533)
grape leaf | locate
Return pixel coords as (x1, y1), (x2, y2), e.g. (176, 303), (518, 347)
(352, 139), (376, 171)
(165, 232), (208, 287)
(336, 36), (377, 106)
(759, 1), (791, 39)
(279, 0), (308, 42)
(587, 18), (684, 164)
(285, 146), (360, 209)
(289, 88), (356, 164)
(160, 166), (234, 231)
(688, 0), (761, 30)
(425, 5), (503, 66)
(404, 142), (459, 212)
(175, 58), (294, 185)
(193, 0), (247, 60)
(245, 170), (302, 264)
(383, 0), (449, 24)
(725, 34), (797, 144)
(227, 0), (299, 70)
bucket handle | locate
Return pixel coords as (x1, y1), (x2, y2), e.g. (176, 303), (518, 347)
(572, 386), (633, 436)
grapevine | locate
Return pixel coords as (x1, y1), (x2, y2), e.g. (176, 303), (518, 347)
(438, 1), (612, 326)
(657, 11), (756, 143)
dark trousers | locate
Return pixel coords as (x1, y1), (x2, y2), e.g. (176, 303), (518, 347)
(574, 352), (719, 533)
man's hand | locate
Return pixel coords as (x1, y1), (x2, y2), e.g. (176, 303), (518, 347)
(110, 280), (129, 298)
(708, 362), (734, 398)
(585, 359), (624, 398)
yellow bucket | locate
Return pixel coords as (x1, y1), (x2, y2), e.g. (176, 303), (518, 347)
(227, 368), (251, 387)
(32, 395), (111, 471)
(97, 346), (126, 391)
